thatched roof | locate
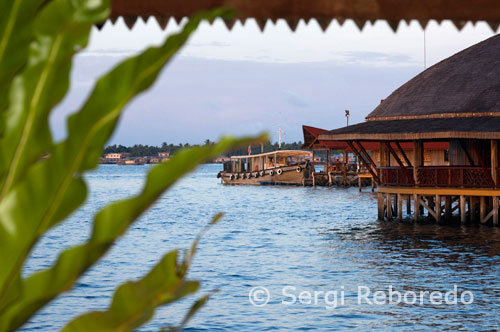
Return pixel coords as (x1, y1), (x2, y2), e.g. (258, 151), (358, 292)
(108, 0), (500, 32)
(320, 117), (500, 141)
(367, 33), (500, 121)
(319, 34), (500, 141)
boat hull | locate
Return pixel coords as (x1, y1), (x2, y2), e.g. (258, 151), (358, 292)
(219, 165), (310, 186)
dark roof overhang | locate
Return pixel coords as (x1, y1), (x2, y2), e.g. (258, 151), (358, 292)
(108, 0), (500, 32)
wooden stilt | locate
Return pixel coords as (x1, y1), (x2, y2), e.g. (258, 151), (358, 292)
(436, 195), (441, 223)
(387, 194), (392, 220)
(460, 195), (466, 224)
(469, 196), (476, 223)
(397, 194), (403, 221)
(445, 196), (452, 221)
(378, 192), (384, 220)
(493, 196), (499, 226)
(480, 196), (486, 223)
(406, 195), (411, 215)
(413, 194), (419, 222)
(358, 176), (361, 192)
(328, 172), (332, 187)
(312, 172), (316, 187)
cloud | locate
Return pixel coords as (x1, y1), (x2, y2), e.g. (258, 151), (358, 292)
(205, 101), (222, 111)
(330, 51), (419, 67)
(281, 90), (309, 108)
(79, 50), (137, 57)
(189, 41), (231, 48)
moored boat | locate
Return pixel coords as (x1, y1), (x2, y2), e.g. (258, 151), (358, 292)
(217, 150), (313, 185)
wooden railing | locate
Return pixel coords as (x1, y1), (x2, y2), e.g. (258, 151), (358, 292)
(417, 167), (493, 188)
(379, 167), (414, 186)
(378, 166), (499, 188)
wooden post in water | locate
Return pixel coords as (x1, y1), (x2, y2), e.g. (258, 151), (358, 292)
(378, 192), (385, 220)
(413, 194), (419, 222)
(445, 196), (452, 221)
(435, 195), (441, 223)
(387, 194), (392, 220)
(460, 195), (466, 224)
(397, 194), (403, 221)
(406, 194), (411, 215)
(470, 196), (477, 223)
(480, 196), (486, 223)
(493, 196), (499, 225)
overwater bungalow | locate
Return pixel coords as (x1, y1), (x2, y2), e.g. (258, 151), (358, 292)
(317, 34), (500, 226)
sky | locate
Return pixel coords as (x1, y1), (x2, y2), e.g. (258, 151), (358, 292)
(50, 18), (497, 145)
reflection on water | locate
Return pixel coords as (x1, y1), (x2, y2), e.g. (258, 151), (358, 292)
(23, 164), (500, 331)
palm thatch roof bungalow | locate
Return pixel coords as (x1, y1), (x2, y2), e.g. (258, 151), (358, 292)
(317, 34), (500, 225)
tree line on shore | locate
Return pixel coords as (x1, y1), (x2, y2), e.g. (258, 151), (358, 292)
(103, 140), (304, 157)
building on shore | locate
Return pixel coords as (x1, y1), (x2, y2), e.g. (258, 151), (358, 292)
(317, 34), (500, 225)
(103, 152), (130, 164)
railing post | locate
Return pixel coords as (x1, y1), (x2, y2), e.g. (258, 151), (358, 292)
(491, 140), (498, 187)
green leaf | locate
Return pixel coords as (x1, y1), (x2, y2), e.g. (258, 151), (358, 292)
(0, 0), (48, 133)
(63, 212), (227, 332)
(0, 0), (109, 197)
(0, 135), (266, 331)
(62, 251), (199, 332)
(0, 0), (109, 313)
(0, 6), (233, 315)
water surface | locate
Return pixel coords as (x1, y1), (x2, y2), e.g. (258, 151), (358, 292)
(24, 164), (500, 331)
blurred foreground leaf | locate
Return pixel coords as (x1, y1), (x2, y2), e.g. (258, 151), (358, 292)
(0, 0), (261, 331)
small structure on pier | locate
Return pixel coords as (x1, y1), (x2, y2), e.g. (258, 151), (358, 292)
(318, 34), (500, 226)
(302, 125), (372, 188)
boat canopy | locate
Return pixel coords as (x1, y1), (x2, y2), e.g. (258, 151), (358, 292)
(230, 150), (312, 160)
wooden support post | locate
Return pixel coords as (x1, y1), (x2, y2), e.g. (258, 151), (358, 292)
(387, 194), (392, 220)
(397, 194), (403, 221)
(470, 196), (477, 223)
(406, 195), (411, 215)
(328, 172), (332, 187)
(380, 142), (390, 167)
(413, 194), (419, 222)
(378, 192), (385, 220)
(312, 172), (316, 187)
(358, 176), (361, 192)
(493, 196), (499, 226)
(492, 140), (498, 187)
(480, 196), (486, 223)
(435, 195), (441, 222)
(394, 194), (398, 218)
(371, 178), (375, 192)
(460, 195), (466, 224)
(413, 140), (423, 185)
(445, 196), (452, 220)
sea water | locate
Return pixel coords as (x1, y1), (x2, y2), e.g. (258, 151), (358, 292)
(22, 164), (500, 331)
